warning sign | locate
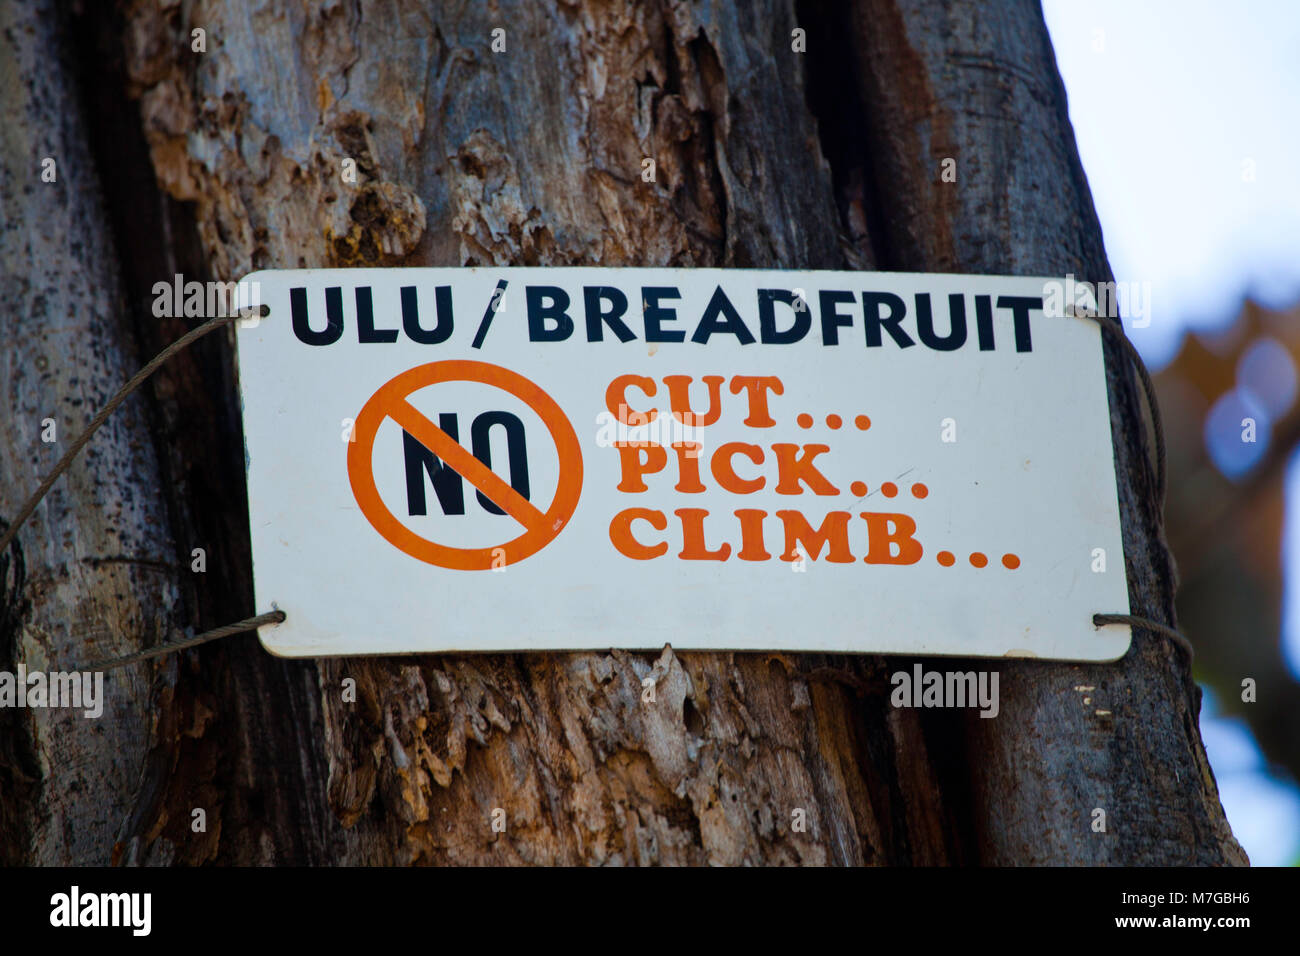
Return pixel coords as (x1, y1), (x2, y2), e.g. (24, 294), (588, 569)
(236, 268), (1130, 660)
(346, 361), (582, 570)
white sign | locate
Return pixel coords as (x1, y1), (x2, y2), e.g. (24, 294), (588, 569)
(234, 268), (1131, 661)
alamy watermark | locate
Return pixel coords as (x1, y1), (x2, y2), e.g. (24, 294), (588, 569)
(152, 273), (263, 326)
(1042, 273), (1152, 328)
(0, 667), (104, 718)
(595, 405), (706, 452)
(50, 886), (150, 936)
(890, 664), (999, 718)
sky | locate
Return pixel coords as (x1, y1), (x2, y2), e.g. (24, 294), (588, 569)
(1042, 0), (1300, 866)
(1043, 0), (1300, 369)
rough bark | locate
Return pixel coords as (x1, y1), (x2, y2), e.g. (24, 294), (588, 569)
(0, 0), (182, 864)
(0, 0), (1244, 865)
(841, 0), (1244, 865)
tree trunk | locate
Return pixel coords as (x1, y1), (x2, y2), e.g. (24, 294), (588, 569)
(0, 0), (1245, 865)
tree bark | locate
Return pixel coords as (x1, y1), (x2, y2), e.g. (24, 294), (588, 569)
(0, 0), (1245, 865)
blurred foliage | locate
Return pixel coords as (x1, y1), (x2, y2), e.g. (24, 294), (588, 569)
(1156, 300), (1300, 786)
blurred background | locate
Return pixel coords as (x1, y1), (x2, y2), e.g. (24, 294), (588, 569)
(1044, 0), (1300, 865)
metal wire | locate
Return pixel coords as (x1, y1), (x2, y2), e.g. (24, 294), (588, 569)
(82, 610), (286, 672)
(0, 308), (280, 671)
